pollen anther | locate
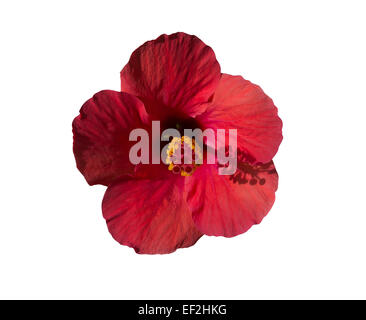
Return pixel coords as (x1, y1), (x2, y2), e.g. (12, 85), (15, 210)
(166, 136), (202, 176)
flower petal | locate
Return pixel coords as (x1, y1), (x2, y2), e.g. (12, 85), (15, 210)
(102, 177), (203, 254)
(121, 32), (221, 118)
(185, 161), (278, 237)
(197, 74), (283, 164)
(72, 90), (150, 186)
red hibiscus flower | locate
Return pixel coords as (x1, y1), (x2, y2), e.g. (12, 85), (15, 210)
(72, 32), (283, 254)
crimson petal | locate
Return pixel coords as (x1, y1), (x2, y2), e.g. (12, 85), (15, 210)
(102, 177), (203, 254)
(185, 161), (278, 237)
(72, 90), (150, 186)
(197, 74), (283, 164)
(121, 32), (221, 119)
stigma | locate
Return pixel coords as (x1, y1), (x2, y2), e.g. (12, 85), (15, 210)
(165, 136), (202, 176)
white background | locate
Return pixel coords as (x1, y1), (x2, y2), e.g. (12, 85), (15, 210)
(1, 0), (365, 299)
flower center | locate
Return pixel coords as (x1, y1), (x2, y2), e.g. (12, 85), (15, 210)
(165, 136), (202, 176)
